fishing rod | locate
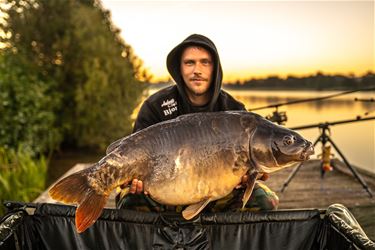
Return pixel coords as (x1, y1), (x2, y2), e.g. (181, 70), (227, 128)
(289, 115), (375, 131)
(249, 86), (375, 124)
(249, 86), (375, 112)
(354, 97), (375, 102)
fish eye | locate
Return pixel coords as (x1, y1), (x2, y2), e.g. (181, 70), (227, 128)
(283, 135), (295, 146)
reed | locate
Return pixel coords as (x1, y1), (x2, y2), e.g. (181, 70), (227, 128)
(0, 147), (47, 216)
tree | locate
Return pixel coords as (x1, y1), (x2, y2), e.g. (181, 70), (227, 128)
(1, 0), (147, 151)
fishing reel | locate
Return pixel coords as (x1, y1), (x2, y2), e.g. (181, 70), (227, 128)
(266, 108), (288, 125)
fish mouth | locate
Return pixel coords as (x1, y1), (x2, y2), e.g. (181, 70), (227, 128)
(300, 143), (315, 160)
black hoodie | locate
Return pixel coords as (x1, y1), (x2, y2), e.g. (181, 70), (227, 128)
(133, 34), (245, 132)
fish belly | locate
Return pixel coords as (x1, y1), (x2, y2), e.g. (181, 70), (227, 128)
(139, 111), (252, 206)
(145, 147), (249, 205)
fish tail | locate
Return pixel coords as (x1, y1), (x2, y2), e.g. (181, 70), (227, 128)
(48, 168), (108, 233)
(75, 189), (107, 233)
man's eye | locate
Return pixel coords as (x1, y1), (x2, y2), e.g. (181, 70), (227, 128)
(185, 61), (194, 65)
(202, 60), (212, 65)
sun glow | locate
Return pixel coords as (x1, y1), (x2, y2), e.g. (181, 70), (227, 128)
(101, 1), (374, 82)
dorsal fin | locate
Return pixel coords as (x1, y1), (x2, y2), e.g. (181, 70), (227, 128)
(106, 138), (123, 154)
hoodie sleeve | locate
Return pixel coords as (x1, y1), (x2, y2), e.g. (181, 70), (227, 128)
(133, 100), (161, 132)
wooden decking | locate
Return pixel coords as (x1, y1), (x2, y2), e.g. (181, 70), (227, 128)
(266, 159), (375, 209)
(266, 159), (375, 239)
(36, 159), (375, 210)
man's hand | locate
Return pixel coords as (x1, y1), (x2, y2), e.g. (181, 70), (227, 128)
(260, 173), (269, 181)
(128, 179), (148, 195)
(235, 173), (269, 189)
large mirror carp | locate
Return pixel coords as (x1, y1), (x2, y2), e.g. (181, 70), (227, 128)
(49, 111), (314, 233)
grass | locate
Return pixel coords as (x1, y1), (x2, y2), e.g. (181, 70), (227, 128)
(0, 147), (47, 216)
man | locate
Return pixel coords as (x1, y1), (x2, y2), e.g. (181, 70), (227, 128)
(116, 34), (278, 212)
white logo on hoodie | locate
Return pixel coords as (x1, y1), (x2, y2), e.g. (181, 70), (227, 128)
(161, 98), (178, 116)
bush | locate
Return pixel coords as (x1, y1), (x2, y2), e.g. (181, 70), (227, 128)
(0, 147), (47, 216)
(0, 53), (62, 156)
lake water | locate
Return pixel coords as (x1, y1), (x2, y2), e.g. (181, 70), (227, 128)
(226, 89), (375, 174)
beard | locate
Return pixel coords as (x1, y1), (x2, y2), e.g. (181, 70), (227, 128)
(186, 78), (211, 95)
(185, 84), (210, 97)
(191, 90), (207, 96)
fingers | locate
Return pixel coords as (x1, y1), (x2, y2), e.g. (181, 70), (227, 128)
(136, 180), (143, 194)
(129, 179), (144, 194)
(241, 175), (248, 184)
(235, 175), (249, 189)
(261, 173), (270, 181)
(235, 173), (269, 190)
(129, 179), (137, 193)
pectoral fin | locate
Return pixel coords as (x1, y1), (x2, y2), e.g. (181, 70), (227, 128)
(182, 198), (212, 220)
(242, 172), (257, 210)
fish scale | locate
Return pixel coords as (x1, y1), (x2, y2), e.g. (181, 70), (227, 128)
(49, 111), (314, 233)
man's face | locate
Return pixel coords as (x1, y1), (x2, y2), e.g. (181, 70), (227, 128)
(180, 46), (213, 103)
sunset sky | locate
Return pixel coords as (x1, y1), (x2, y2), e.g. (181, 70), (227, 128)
(100, 0), (374, 82)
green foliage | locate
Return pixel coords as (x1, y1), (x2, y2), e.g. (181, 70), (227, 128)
(0, 53), (62, 156)
(0, 147), (47, 216)
(71, 3), (146, 149)
(0, 0), (147, 152)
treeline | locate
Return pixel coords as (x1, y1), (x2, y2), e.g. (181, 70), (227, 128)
(224, 72), (375, 90)
(0, 0), (148, 156)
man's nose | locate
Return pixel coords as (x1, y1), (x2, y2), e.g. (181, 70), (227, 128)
(193, 63), (203, 74)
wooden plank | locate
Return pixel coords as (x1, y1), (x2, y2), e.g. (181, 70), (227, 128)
(266, 159), (375, 209)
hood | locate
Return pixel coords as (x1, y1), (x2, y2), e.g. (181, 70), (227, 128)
(166, 34), (223, 112)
